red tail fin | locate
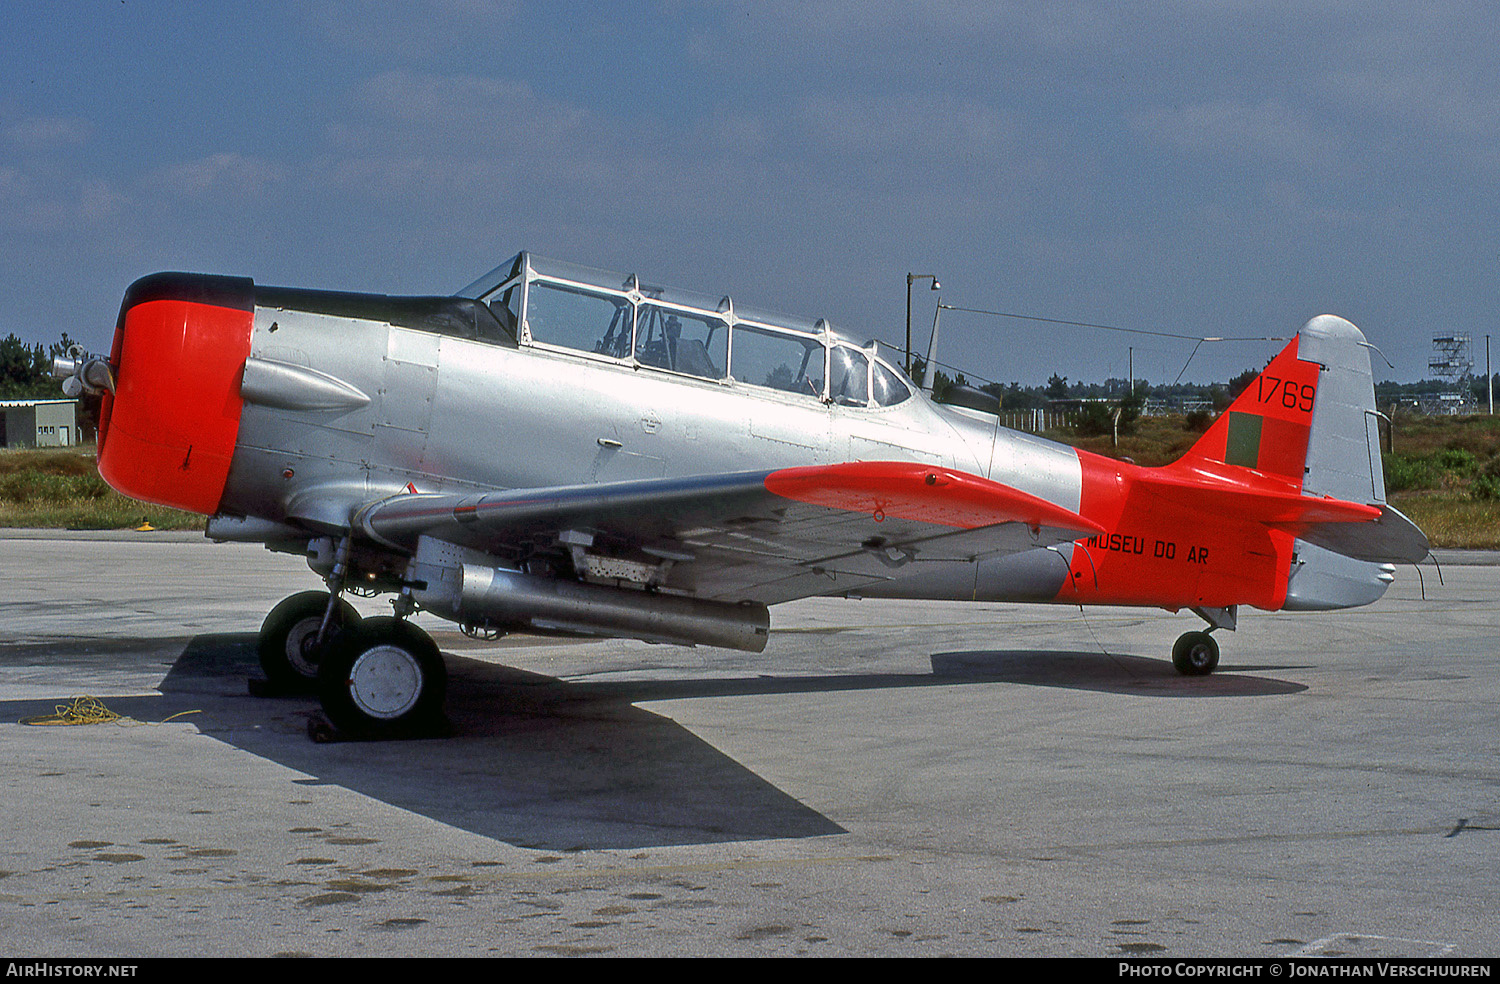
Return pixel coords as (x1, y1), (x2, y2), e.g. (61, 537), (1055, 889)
(1178, 335), (1320, 488)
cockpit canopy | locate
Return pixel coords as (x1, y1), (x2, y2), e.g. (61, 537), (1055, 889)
(458, 252), (913, 408)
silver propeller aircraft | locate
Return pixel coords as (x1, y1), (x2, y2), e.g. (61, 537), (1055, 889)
(56, 251), (1428, 737)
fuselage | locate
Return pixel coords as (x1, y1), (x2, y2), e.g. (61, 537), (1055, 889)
(91, 255), (1408, 624)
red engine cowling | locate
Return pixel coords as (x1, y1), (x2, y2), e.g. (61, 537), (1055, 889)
(97, 273), (255, 515)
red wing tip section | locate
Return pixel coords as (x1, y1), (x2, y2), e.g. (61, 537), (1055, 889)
(764, 461), (1103, 537)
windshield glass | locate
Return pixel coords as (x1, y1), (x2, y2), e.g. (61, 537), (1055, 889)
(461, 251), (917, 399)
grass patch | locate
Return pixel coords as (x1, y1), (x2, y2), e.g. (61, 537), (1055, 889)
(1047, 415), (1203, 466)
(1387, 493), (1500, 550)
(0, 446), (201, 530)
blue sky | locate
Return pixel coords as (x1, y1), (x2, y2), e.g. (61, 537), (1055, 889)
(3, 1), (1496, 387)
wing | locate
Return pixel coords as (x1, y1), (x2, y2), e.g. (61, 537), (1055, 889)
(355, 461), (1104, 605)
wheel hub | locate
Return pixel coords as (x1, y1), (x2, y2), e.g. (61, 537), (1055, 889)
(346, 645), (424, 720)
(286, 618), (322, 677)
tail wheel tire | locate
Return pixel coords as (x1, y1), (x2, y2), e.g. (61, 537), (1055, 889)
(316, 617), (446, 736)
(1172, 631), (1220, 676)
(259, 591), (361, 690)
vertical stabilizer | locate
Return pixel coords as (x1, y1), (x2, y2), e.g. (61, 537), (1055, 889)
(1176, 330), (1319, 487)
(1176, 314), (1387, 504)
(1296, 315), (1387, 505)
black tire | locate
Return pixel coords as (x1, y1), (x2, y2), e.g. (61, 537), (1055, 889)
(316, 617), (447, 737)
(258, 591), (361, 691)
(1172, 631), (1220, 676)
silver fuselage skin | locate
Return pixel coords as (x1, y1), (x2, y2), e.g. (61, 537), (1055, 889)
(221, 305), (1087, 605)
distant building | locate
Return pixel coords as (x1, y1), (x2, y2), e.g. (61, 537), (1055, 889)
(0, 399), (79, 448)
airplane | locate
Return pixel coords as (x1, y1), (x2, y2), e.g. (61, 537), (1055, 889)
(55, 251), (1430, 738)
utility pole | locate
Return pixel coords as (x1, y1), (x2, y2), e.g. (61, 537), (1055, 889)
(905, 273), (940, 378)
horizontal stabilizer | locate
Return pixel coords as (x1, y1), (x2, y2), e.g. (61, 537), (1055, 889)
(1296, 504), (1430, 564)
(1135, 463), (1426, 564)
(1140, 460), (1379, 525)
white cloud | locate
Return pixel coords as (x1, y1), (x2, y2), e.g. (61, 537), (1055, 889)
(152, 153), (287, 199)
(329, 71), (588, 157)
(304, 0), (519, 57)
(794, 93), (1018, 164)
(3, 116), (92, 153)
(1328, 68), (1500, 142)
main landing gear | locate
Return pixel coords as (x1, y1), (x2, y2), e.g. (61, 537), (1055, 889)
(257, 590), (361, 693)
(257, 593), (449, 740)
(314, 616), (447, 739)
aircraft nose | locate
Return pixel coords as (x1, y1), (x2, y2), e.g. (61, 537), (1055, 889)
(97, 273), (255, 514)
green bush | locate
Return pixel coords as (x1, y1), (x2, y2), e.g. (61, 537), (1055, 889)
(1384, 454), (1438, 492)
(1072, 403), (1114, 437)
(1472, 474), (1500, 501)
(1435, 448), (1479, 475)
(1184, 408), (1214, 432)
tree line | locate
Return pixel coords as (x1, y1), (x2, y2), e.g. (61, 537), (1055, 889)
(911, 355), (1258, 412)
(0, 333), (82, 399)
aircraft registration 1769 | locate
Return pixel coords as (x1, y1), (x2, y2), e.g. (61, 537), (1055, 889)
(54, 251), (1429, 737)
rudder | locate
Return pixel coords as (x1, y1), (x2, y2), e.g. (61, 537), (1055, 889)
(1296, 314), (1386, 504)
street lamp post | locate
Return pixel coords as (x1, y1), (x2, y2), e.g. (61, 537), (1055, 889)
(905, 272), (940, 378)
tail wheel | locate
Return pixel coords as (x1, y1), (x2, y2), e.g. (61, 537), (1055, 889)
(258, 591), (361, 691)
(1172, 631), (1220, 676)
(316, 617), (447, 737)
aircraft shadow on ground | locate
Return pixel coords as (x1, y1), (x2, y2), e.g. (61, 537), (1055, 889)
(167, 633), (850, 852)
(0, 633), (1304, 851)
(929, 649), (1308, 697)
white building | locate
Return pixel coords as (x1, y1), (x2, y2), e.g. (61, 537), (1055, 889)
(0, 399), (80, 448)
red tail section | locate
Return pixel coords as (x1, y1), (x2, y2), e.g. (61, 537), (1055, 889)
(1058, 334), (1379, 613)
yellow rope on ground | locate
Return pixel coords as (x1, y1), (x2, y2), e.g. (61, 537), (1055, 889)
(19, 695), (201, 727)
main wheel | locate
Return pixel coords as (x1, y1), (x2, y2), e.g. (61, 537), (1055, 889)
(259, 591), (361, 692)
(316, 617), (447, 737)
(1172, 631), (1220, 676)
